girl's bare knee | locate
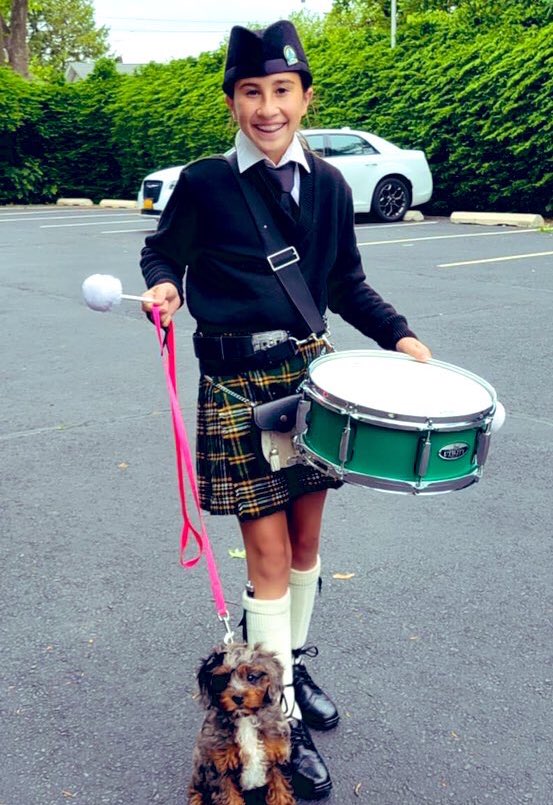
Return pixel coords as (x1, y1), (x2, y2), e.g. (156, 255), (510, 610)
(240, 511), (291, 595)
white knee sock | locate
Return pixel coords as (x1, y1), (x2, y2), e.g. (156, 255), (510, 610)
(242, 588), (301, 720)
(289, 556), (321, 659)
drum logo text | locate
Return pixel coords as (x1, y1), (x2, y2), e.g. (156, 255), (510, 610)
(438, 443), (470, 461)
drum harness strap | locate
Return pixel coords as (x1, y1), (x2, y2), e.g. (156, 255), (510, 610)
(226, 152), (327, 342)
(194, 154), (329, 368)
(200, 154), (335, 456)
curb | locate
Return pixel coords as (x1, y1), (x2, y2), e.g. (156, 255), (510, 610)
(450, 211), (544, 228)
(99, 199), (137, 209)
(56, 198), (94, 207)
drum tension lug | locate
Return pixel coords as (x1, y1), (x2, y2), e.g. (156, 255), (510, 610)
(474, 421), (492, 467)
(296, 398), (311, 434)
(415, 429), (432, 480)
(339, 413), (353, 467)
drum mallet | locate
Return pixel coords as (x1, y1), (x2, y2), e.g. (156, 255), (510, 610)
(82, 273), (154, 311)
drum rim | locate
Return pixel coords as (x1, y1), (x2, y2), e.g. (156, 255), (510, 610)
(304, 349), (497, 427)
(296, 438), (482, 494)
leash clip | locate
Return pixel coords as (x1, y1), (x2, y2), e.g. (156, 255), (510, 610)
(219, 611), (235, 645)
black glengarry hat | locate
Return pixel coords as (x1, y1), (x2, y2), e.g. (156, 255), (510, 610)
(223, 20), (312, 97)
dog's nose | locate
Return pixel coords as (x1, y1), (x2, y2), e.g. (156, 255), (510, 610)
(232, 695), (244, 705)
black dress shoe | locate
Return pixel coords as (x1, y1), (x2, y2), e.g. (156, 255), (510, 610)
(293, 655), (340, 731)
(288, 717), (332, 800)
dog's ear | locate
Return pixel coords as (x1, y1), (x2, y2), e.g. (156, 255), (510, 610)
(263, 683), (277, 705)
(197, 649), (227, 707)
(263, 653), (285, 706)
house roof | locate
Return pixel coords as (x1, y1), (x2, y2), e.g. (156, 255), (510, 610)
(65, 61), (145, 82)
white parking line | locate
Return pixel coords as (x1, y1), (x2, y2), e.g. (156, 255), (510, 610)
(357, 229), (538, 247)
(41, 218), (140, 228)
(0, 208), (81, 216)
(102, 228), (157, 234)
(438, 251), (553, 268)
(355, 220), (438, 231)
(0, 213), (137, 224)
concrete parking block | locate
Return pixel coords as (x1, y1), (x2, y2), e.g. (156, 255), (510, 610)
(99, 199), (138, 209)
(403, 210), (424, 222)
(56, 197), (94, 207)
(450, 211), (544, 228)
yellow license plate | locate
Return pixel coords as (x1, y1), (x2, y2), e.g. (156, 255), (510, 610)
(143, 198), (154, 210)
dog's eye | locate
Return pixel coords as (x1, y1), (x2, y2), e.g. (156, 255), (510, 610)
(247, 672), (265, 684)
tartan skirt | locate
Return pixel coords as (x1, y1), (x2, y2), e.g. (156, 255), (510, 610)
(196, 338), (342, 521)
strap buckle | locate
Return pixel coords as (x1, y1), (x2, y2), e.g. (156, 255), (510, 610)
(218, 611), (235, 646)
(267, 246), (300, 272)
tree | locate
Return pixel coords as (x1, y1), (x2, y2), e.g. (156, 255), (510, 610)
(28, 0), (109, 73)
(0, 0), (29, 77)
(0, 0), (109, 77)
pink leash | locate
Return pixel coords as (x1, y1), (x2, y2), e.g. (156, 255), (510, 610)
(151, 306), (234, 644)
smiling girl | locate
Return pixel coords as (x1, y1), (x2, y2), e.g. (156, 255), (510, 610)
(141, 20), (431, 800)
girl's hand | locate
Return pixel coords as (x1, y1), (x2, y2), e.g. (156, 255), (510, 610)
(395, 336), (432, 362)
(141, 282), (181, 327)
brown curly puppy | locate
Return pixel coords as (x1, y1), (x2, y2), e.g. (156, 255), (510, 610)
(188, 642), (295, 805)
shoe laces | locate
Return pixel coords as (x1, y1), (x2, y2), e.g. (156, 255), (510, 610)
(292, 644), (319, 661)
(289, 718), (315, 750)
(294, 662), (324, 695)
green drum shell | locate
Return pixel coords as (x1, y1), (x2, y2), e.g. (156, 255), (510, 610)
(303, 402), (479, 483)
(297, 352), (496, 494)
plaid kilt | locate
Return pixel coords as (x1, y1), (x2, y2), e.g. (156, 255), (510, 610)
(196, 338), (342, 521)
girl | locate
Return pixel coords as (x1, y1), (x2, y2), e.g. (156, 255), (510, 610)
(141, 20), (431, 801)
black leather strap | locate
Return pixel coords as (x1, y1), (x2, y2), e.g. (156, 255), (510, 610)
(227, 153), (326, 338)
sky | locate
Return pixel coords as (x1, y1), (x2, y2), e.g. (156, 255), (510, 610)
(92, 0), (335, 64)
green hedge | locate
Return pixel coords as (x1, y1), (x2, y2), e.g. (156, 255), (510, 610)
(306, 8), (553, 214)
(0, 68), (45, 202)
(0, 60), (123, 202)
(111, 49), (229, 197)
(0, 6), (551, 214)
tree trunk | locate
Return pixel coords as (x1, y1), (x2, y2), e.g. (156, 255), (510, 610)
(0, 15), (9, 66)
(8, 0), (29, 77)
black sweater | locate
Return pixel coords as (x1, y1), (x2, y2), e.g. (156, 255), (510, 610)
(140, 151), (416, 350)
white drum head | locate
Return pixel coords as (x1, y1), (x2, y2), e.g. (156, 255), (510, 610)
(308, 351), (495, 420)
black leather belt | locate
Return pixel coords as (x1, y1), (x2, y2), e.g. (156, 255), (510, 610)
(193, 331), (298, 372)
(193, 330), (286, 360)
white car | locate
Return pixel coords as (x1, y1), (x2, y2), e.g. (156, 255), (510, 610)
(137, 127), (432, 223)
(300, 127), (433, 222)
(137, 164), (184, 216)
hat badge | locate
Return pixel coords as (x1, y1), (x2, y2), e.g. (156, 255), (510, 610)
(283, 44), (299, 66)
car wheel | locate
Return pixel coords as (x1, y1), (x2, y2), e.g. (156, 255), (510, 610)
(371, 177), (411, 222)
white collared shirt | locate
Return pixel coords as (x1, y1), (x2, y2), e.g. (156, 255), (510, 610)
(234, 130), (310, 204)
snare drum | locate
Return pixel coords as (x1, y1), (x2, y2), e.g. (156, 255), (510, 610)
(295, 350), (497, 494)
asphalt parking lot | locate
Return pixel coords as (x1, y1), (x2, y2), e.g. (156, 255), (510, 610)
(1, 207), (552, 805)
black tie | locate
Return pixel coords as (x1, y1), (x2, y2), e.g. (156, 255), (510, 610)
(265, 162), (296, 215)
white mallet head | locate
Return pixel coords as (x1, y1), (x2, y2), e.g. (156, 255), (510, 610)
(82, 274), (153, 312)
(82, 274), (123, 311)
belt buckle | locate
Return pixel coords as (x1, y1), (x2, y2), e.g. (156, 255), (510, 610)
(252, 330), (288, 353)
(267, 246), (300, 272)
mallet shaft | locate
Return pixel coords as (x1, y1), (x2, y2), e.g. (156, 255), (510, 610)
(121, 294), (155, 303)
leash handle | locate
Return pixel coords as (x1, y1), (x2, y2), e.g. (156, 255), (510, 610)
(151, 307), (229, 622)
